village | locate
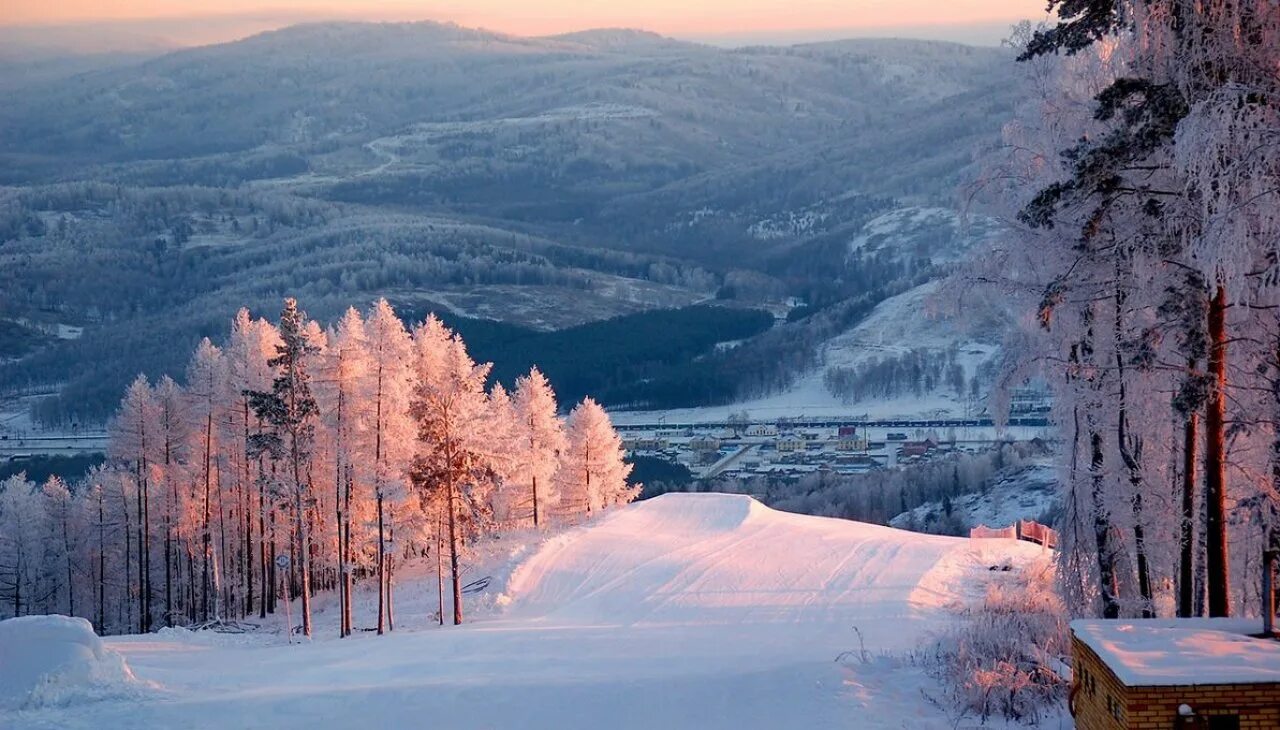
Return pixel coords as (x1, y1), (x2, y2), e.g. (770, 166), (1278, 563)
(617, 417), (1053, 481)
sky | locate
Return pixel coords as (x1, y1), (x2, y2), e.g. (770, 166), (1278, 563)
(1, 1), (1048, 49)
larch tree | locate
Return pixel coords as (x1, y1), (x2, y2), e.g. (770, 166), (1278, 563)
(363, 298), (415, 634)
(185, 340), (227, 623)
(512, 368), (567, 528)
(226, 308), (282, 619)
(558, 397), (638, 516)
(317, 306), (370, 637)
(110, 374), (158, 632)
(408, 317), (495, 626)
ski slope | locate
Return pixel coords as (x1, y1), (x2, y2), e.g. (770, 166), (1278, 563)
(5, 494), (1044, 730)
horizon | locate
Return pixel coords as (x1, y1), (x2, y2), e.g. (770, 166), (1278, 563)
(1, 2), (1046, 55)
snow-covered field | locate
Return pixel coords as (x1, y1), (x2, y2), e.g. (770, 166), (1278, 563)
(3, 494), (1052, 729)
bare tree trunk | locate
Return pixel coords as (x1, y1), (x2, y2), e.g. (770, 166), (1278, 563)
(436, 511), (444, 626)
(1179, 408), (1199, 617)
(1091, 429), (1121, 619)
(449, 477), (462, 625)
(142, 460), (151, 632)
(1205, 284), (1231, 617)
(1113, 286), (1154, 617)
(122, 482), (133, 631)
(377, 492), (385, 635)
(136, 469), (145, 632)
(244, 401), (254, 619)
(202, 411), (213, 623)
(97, 488), (106, 634)
(343, 466), (352, 636)
(258, 462), (268, 618)
(334, 381), (347, 638)
(387, 506), (395, 632)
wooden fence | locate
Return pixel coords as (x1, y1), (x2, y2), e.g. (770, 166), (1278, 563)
(969, 520), (1058, 549)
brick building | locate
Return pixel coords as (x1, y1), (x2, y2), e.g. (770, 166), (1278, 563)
(1071, 619), (1280, 729)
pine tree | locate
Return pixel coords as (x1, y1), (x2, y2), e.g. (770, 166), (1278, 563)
(249, 298), (320, 639)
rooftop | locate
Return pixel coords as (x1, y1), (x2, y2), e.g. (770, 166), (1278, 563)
(1072, 618), (1280, 687)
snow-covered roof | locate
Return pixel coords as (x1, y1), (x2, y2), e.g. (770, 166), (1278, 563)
(1072, 618), (1280, 687)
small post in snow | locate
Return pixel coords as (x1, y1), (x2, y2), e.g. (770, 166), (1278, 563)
(276, 553), (293, 644)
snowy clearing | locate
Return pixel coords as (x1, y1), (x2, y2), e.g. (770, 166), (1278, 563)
(4, 494), (1051, 729)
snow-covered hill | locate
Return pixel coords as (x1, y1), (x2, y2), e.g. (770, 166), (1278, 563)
(6, 494), (1045, 729)
(890, 463), (1061, 534)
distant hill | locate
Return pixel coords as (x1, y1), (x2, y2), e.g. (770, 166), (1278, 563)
(0, 21), (1021, 424)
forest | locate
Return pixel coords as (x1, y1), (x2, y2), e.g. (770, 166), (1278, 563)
(0, 298), (639, 635)
(960, 3), (1280, 621)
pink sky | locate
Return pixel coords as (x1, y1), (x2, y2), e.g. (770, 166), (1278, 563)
(4, 1), (1045, 36)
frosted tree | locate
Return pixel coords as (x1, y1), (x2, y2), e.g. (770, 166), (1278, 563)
(363, 298), (415, 634)
(226, 308), (281, 619)
(317, 306), (369, 637)
(41, 476), (78, 617)
(993, 1), (1280, 618)
(558, 397), (638, 516)
(110, 374), (158, 632)
(484, 383), (522, 525)
(150, 374), (189, 626)
(511, 368), (567, 527)
(408, 316), (495, 625)
(249, 298), (320, 638)
(0, 475), (45, 617)
(185, 340), (227, 623)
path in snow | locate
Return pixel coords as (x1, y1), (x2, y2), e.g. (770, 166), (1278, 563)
(6, 494), (1044, 730)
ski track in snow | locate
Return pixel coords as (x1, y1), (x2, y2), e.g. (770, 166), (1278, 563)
(5, 494), (1045, 730)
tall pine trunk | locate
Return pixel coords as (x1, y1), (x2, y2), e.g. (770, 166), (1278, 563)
(1179, 407), (1199, 617)
(1205, 284), (1231, 617)
(1113, 284), (1154, 616)
(1090, 428), (1121, 618)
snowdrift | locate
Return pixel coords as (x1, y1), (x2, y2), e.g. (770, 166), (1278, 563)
(0, 615), (143, 710)
(506, 492), (1002, 638)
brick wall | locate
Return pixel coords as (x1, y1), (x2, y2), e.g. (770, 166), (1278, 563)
(1072, 634), (1280, 729)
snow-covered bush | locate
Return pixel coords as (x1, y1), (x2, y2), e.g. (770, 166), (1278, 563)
(922, 556), (1067, 724)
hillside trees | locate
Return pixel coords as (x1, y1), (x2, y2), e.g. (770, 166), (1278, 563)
(0, 297), (638, 634)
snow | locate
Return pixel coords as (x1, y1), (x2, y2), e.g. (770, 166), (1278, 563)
(0, 615), (145, 711)
(7, 494), (1046, 729)
(1072, 618), (1280, 687)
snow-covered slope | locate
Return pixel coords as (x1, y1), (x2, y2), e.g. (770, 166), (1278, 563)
(890, 463), (1061, 534)
(7, 494), (1044, 730)
(509, 493), (988, 634)
(613, 280), (1002, 424)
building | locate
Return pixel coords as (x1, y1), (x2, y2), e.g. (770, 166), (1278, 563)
(834, 436), (868, 452)
(898, 438), (937, 458)
(624, 437), (668, 452)
(1070, 618), (1280, 729)
(689, 436), (721, 452)
(746, 424), (778, 437)
(776, 437), (805, 452)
